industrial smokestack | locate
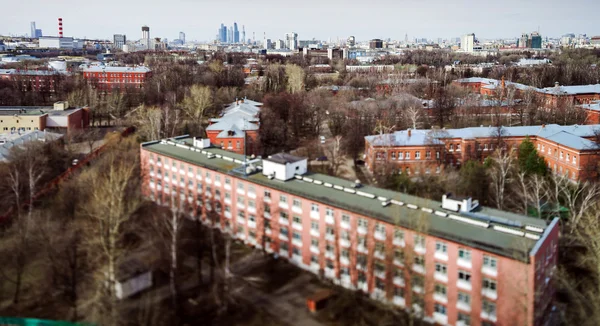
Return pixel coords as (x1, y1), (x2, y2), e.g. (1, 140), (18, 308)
(58, 18), (63, 38)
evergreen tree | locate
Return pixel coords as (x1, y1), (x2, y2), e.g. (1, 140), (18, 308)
(518, 137), (547, 175)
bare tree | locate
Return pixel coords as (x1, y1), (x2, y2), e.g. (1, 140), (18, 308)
(285, 64), (305, 94)
(488, 149), (516, 210)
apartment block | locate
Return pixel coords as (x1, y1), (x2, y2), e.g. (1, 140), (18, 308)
(141, 136), (559, 326)
(365, 124), (600, 182)
(82, 65), (151, 90)
(0, 101), (89, 134)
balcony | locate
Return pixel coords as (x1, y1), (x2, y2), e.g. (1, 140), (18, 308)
(412, 285), (423, 294)
(224, 198), (232, 205)
(393, 238), (405, 247)
(224, 211), (232, 219)
(339, 238), (351, 248)
(310, 211), (320, 220)
(247, 191), (256, 199)
(292, 222), (303, 231)
(324, 267), (336, 279)
(237, 217), (245, 225)
(356, 264), (367, 272)
(374, 231), (386, 241)
(149, 182), (155, 189)
(263, 211), (271, 219)
(310, 246), (320, 254)
(456, 301), (471, 313)
(481, 288), (498, 300)
(279, 217), (289, 226)
(236, 188), (245, 196)
(375, 250), (386, 260)
(357, 281), (368, 292)
(236, 203), (244, 210)
(433, 312), (448, 326)
(310, 229), (320, 237)
(278, 202), (289, 210)
(279, 248), (289, 258)
(457, 258), (472, 269)
(434, 272), (448, 283)
(292, 238), (303, 247)
(164, 176), (170, 183)
(186, 172), (192, 178)
(179, 169), (185, 175)
(480, 311), (497, 323)
(279, 234), (289, 242)
(340, 221), (350, 229)
(310, 262), (320, 272)
(247, 206), (256, 214)
(292, 206), (302, 214)
(263, 196), (271, 203)
(340, 256), (350, 265)
(357, 245), (368, 254)
(482, 266), (498, 277)
(196, 174), (202, 181)
(171, 167), (177, 173)
(371, 287), (386, 300)
(457, 280), (472, 291)
(393, 257), (404, 266)
(433, 293), (448, 304)
(374, 270), (386, 279)
(224, 183), (231, 190)
(393, 296), (406, 307)
(434, 251), (448, 261)
(412, 264), (425, 274)
(247, 220), (256, 229)
(325, 251), (335, 259)
(325, 234), (335, 242)
(205, 178), (212, 184)
(325, 215), (335, 225)
(414, 245), (426, 255)
(393, 276), (405, 286)
(265, 228), (272, 236)
(157, 185), (162, 191)
(340, 274), (352, 288)
(291, 254), (303, 265)
(357, 226), (367, 235)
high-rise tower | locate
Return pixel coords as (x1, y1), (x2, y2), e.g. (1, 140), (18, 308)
(233, 22), (239, 43)
(142, 25), (150, 50)
(242, 25), (246, 45)
(30, 22), (36, 38)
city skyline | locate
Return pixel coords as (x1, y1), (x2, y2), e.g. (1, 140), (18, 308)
(1, 0), (599, 42)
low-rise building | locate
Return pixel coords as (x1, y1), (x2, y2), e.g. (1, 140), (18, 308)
(205, 99), (262, 155)
(0, 69), (67, 93)
(82, 65), (152, 90)
(141, 136), (559, 326)
(0, 101), (90, 134)
(365, 124), (600, 182)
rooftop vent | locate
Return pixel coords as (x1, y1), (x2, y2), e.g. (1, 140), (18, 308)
(442, 193), (479, 213)
(193, 137), (211, 149)
(353, 179), (362, 188)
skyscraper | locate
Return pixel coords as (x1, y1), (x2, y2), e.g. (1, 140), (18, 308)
(113, 34), (126, 50)
(219, 23), (227, 43)
(30, 22), (36, 38)
(179, 32), (185, 43)
(242, 25), (246, 45)
(530, 32), (542, 49)
(141, 25), (150, 50)
(461, 33), (475, 52)
(233, 22), (239, 43)
(285, 32), (298, 50)
(228, 27), (233, 43)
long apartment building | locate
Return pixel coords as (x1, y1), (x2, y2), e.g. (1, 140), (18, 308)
(82, 65), (151, 90)
(365, 124), (600, 182)
(141, 136), (559, 326)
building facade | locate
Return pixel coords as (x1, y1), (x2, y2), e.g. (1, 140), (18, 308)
(0, 69), (66, 93)
(0, 101), (89, 134)
(205, 99), (262, 155)
(365, 124), (600, 182)
(82, 65), (151, 90)
(141, 137), (559, 326)
(113, 34), (126, 50)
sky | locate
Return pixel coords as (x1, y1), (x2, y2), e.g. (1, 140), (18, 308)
(1, 0), (599, 42)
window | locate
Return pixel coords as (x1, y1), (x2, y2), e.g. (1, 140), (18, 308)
(414, 255), (425, 266)
(483, 255), (497, 269)
(326, 208), (334, 217)
(293, 215), (302, 224)
(456, 144), (461, 151)
(264, 190), (271, 199)
(411, 274), (423, 288)
(458, 270), (471, 282)
(342, 214), (350, 223)
(458, 248), (471, 261)
(358, 218), (368, 228)
(248, 200), (256, 209)
(449, 144), (454, 151)
(280, 195), (287, 204)
(482, 278), (497, 291)
(436, 151), (440, 159)
(375, 242), (384, 253)
(247, 185), (255, 194)
(435, 284), (447, 296)
(415, 151), (421, 159)
(311, 238), (319, 247)
(394, 249), (404, 261)
(292, 231), (302, 241)
(434, 304), (447, 315)
(399, 152), (404, 160)
(341, 230), (350, 240)
(451, 293), (468, 310)
(293, 198), (301, 208)
(573, 156), (577, 164)
(237, 197), (244, 205)
(457, 313), (470, 325)
(435, 241), (447, 253)
(357, 236), (367, 247)
(484, 143), (488, 150)
(311, 255), (318, 264)
(375, 261), (385, 273)
(482, 300), (496, 317)
(311, 203), (319, 212)
(435, 263), (447, 275)
(394, 229), (404, 241)
(280, 227), (289, 237)
(237, 182), (244, 191)
(406, 152), (410, 159)
(280, 212), (288, 220)
(264, 220), (271, 230)
(264, 204), (271, 213)
(414, 234), (425, 248)
(375, 223), (385, 234)
(394, 287), (404, 298)
(341, 249), (349, 258)
(391, 151), (396, 160)
(311, 221), (319, 231)
(426, 151), (431, 159)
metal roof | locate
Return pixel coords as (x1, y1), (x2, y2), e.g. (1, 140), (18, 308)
(142, 137), (553, 262)
(82, 65), (151, 73)
(365, 124), (600, 151)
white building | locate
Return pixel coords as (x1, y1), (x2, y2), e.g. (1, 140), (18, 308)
(39, 36), (74, 49)
(275, 39), (285, 50)
(285, 32), (298, 50)
(263, 38), (272, 49)
(461, 33), (475, 52)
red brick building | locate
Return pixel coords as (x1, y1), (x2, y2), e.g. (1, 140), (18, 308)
(365, 124), (600, 182)
(0, 68), (66, 93)
(82, 65), (151, 90)
(141, 136), (560, 326)
(206, 99), (262, 155)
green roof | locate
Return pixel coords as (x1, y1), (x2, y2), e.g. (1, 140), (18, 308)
(142, 137), (552, 263)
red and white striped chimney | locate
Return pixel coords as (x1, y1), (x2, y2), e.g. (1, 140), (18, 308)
(58, 18), (63, 38)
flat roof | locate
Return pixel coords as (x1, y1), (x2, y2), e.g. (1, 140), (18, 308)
(0, 106), (81, 117)
(142, 137), (552, 262)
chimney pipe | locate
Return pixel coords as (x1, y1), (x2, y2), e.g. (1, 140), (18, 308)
(408, 129), (412, 137)
(58, 18), (63, 38)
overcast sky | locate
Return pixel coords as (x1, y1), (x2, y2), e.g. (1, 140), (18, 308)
(1, 0), (599, 42)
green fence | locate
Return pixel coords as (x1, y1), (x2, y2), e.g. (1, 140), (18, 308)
(0, 317), (94, 326)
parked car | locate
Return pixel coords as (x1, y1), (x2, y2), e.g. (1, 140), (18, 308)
(320, 135), (326, 144)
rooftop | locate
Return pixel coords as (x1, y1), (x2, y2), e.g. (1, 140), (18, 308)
(142, 136), (554, 262)
(265, 153), (305, 164)
(0, 69), (64, 76)
(82, 65), (151, 73)
(0, 130), (63, 161)
(365, 124), (600, 151)
(0, 106), (83, 117)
